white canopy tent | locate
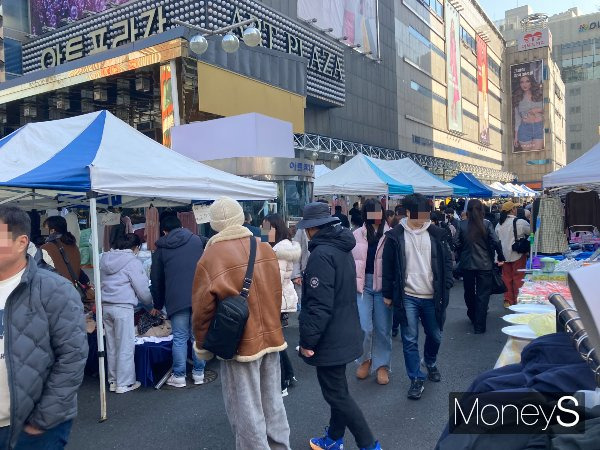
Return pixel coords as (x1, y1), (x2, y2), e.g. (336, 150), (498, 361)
(543, 141), (600, 194)
(0, 111), (277, 420)
(502, 183), (525, 197)
(315, 164), (333, 178)
(485, 183), (511, 198)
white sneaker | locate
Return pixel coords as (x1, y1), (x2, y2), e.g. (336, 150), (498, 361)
(109, 382), (116, 392)
(282, 388), (288, 397)
(115, 381), (141, 394)
(192, 373), (205, 385)
(166, 374), (186, 388)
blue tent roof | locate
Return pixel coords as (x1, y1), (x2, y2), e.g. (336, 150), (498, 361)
(449, 172), (493, 198)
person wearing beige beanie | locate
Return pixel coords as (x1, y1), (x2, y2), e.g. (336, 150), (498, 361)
(192, 197), (291, 449)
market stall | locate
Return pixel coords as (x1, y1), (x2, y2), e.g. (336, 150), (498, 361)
(485, 183), (511, 198)
(0, 110), (277, 420)
(315, 164), (332, 178)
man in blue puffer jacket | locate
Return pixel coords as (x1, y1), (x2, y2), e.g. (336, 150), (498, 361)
(0, 206), (87, 450)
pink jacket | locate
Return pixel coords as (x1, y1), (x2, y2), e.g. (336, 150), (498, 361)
(352, 224), (390, 294)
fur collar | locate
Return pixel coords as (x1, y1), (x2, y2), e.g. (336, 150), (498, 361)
(206, 225), (253, 247)
(272, 239), (301, 262)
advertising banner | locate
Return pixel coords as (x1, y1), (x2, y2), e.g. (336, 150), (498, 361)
(297, 0), (379, 55)
(30, 0), (129, 35)
(445, 1), (463, 133)
(517, 28), (551, 51)
(511, 60), (545, 152)
(476, 35), (490, 145)
(160, 63), (175, 148)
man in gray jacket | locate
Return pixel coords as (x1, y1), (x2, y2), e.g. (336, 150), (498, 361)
(0, 206), (87, 450)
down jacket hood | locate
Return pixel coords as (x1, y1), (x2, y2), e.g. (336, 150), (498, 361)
(100, 249), (137, 275)
(308, 225), (356, 253)
(273, 239), (302, 262)
(155, 227), (194, 250)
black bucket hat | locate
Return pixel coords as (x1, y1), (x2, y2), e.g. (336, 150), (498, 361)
(296, 202), (340, 229)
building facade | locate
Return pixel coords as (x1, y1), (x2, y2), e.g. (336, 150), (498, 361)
(0, 0), (514, 184)
(499, 6), (600, 163)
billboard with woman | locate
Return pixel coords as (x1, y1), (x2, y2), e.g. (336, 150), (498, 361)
(511, 60), (545, 152)
(476, 35), (490, 145)
(445, 1), (463, 133)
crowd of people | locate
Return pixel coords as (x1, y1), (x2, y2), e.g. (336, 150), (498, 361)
(0, 192), (536, 450)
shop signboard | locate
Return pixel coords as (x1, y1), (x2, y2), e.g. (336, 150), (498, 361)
(476, 35), (490, 145)
(445, 1), (463, 133)
(22, 0), (346, 106)
(297, 0), (379, 57)
(517, 28), (551, 51)
(510, 60), (545, 152)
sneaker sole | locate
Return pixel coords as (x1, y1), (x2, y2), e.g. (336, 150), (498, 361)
(166, 382), (186, 388)
(193, 380), (205, 385)
(407, 387), (425, 400)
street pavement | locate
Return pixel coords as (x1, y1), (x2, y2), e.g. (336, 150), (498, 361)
(68, 280), (509, 450)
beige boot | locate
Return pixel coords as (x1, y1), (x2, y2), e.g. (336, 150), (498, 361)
(356, 359), (371, 379)
(376, 367), (389, 385)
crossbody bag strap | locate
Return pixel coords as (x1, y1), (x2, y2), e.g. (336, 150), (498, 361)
(512, 218), (519, 241)
(240, 237), (257, 299)
(51, 240), (79, 284)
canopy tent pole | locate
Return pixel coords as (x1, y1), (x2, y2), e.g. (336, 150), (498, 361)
(88, 193), (107, 422)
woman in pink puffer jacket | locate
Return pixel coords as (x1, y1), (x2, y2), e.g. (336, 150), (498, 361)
(351, 199), (393, 385)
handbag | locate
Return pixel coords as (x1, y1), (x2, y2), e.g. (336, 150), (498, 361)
(491, 265), (507, 295)
(512, 219), (531, 254)
(52, 241), (91, 302)
(202, 237), (257, 360)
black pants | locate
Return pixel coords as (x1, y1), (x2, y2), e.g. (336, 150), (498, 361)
(316, 365), (375, 449)
(462, 270), (493, 332)
(280, 348), (294, 390)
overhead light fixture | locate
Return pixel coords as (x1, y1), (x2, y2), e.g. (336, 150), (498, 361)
(190, 35), (209, 55)
(222, 33), (240, 53)
(242, 26), (262, 47)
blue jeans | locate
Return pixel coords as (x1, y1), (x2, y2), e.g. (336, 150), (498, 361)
(0, 420), (72, 450)
(357, 274), (392, 371)
(400, 295), (442, 380)
(170, 308), (206, 378)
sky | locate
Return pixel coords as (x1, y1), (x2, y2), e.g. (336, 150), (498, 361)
(476, 0), (597, 22)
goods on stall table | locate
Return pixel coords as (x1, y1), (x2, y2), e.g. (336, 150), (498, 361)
(517, 280), (572, 303)
(502, 313), (557, 336)
(501, 325), (537, 339)
(508, 303), (555, 314)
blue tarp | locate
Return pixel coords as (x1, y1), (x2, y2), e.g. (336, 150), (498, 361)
(449, 172), (493, 198)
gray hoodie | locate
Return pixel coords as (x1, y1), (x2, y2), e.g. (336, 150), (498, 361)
(100, 249), (153, 309)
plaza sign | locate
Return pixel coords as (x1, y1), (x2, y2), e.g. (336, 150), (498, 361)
(579, 21), (600, 32)
(517, 28), (551, 51)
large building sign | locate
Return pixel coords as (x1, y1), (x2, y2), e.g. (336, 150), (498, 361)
(445, 1), (463, 133)
(517, 28), (552, 51)
(22, 0), (346, 106)
(476, 35), (490, 145)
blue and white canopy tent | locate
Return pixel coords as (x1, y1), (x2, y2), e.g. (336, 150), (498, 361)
(314, 153), (413, 196)
(0, 110), (277, 420)
(449, 172), (493, 198)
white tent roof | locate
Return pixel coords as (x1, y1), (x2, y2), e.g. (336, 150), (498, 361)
(544, 141), (600, 192)
(315, 164), (332, 178)
(314, 154), (412, 196)
(502, 183), (524, 197)
(0, 111), (277, 201)
(485, 183), (510, 197)
(366, 156), (462, 196)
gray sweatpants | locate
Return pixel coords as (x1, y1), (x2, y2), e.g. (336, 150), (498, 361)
(103, 304), (136, 388)
(220, 352), (291, 450)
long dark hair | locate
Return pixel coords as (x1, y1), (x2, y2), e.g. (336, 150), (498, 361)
(467, 199), (486, 241)
(264, 214), (290, 246)
(44, 215), (77, 246)
(362, 198), (384, 245)
(512, 75), (543, 106)
(499, 210), (509, 225)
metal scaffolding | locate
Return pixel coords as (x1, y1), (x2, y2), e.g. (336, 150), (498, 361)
(294, 133), (515, 183)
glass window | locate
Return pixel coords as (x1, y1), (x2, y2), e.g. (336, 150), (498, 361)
(411, 80), (446, 105)
(4, 38), (23, 76)
(3, 0), (30, 33)
(435, 0), (444, 17)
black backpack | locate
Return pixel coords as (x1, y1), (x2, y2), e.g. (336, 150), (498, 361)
(512, 219), (531, 254)
(202, 237), (257, 360)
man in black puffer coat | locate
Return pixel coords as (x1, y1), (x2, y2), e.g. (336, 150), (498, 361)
(297, 202), (381, 450)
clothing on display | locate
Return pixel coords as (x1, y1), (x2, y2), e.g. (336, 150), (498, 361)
(145, 207), (160, 251)
(65, 212), (81, 247)
(565, 190), (600, 231)
(536, 196), (569, 254)
(177, 211), (197, 235)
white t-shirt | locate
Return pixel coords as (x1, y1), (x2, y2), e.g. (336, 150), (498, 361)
(0, 268), (25, 427)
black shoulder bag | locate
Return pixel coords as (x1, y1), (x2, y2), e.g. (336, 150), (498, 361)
(203, 237), (257, 360)
(512, 219), (531, 254)
(52, 241), (88, 302)
(485, 226), (507, 295)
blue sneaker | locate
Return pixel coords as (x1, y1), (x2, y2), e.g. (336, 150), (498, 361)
(360, 441), (382, 450)
(310, 428), (344, 450)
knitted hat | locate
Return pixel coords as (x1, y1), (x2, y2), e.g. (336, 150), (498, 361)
(209, 197), (245, 232)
